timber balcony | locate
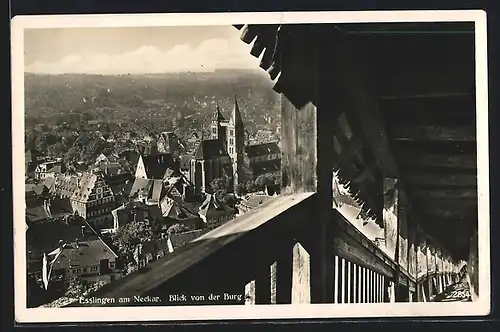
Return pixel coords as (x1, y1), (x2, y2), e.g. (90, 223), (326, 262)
(73, 22), (479, 306)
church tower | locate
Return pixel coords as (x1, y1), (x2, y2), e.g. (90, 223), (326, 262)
(210, 104), (226, 143)
(227, 96), (245, 190)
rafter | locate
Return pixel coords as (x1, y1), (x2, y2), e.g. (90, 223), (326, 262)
(396, 153), (476, 170)
(388, 125), (476, 142)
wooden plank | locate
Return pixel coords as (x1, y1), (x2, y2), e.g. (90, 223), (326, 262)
(379, 71), (474, 99)
(397, 153), (476, 170)
(388, 125), (476, 142)
(408, 217), (418, 279)
(291, 242), (311, 304)
(422, 207), (477, 219)
(330, 28), (413, 211)
(280, 97), (318, 193)
(414, 198), (478, 209)
(379, 94), (475, 117)
(399, 206), (410, 276)
(383, 178), (399, 261)
(412, 188), (477, 199)
(405, 173), (477, 186)
(332, 236), (394, 279)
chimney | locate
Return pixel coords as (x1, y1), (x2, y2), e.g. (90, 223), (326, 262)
(75, 238), (79, 248)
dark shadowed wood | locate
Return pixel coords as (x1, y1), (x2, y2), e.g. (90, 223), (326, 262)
(388, 125), (476, 141)
(404, 173), (477, 187)
(397, 153), (476, 170)
(379, 94), (475, 117)
(280, 98), (318, 194)
(278, 25), (341, 303)
(378, 69), (474, 98)
(383, 177), (399, 261)
(275, 249), (293, 304)
(421, 207), (477, 219)
(329, 28), (415, 215)
(333, 211), (397, 279)
(412, 188), (477, 199)
(255, 265), (272, 304)
(414, 197), (478, 209)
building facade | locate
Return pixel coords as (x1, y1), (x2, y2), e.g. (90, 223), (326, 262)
(190, 97), (282, 194)
(34, 160), (64, 180)
(190, 97), (248, 193)
(70, 173), (116, 228)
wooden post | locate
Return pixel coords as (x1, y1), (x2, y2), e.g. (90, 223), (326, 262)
(353, 263), (357, 303)
(358, 265), (363, 303)
(347, 260), (352, 303)
(270, 262), (277, 304)
(334, 255), (339, 304)
(341, 257), (346, 303)
(383, 177), (400, 300)
(363, 267), (368, 303)
(278, 25), (336, 304)
(370, 271), (377, 303)
(291, 242), (310, 304)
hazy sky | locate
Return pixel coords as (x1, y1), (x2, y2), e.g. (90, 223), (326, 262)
(24, 25), (262, 74)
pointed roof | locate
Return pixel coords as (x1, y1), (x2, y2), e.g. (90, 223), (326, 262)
(198, 193), (235, 221)
(213, 104), (225, 122)
(229, 95), (244, 127)
(160, 196), (200, 223)
(138, 153), (175, 179)
(193, 139), (228, 160)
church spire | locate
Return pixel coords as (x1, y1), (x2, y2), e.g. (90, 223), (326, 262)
(230, 95), (244, 127)
(213, 103), (225, 122)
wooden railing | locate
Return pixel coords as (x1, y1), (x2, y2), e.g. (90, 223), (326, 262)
(69, 192), (462, 307)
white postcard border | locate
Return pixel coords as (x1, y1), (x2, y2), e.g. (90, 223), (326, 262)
(11, 10), (490, 323)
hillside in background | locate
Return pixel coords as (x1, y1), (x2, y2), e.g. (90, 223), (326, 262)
(24, 69), (280, 129)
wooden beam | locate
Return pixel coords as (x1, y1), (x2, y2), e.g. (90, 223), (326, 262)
(330, 29), (410, 207)
(383, 177), (399, 263)
(379, 95), (475, 125)
(378, 69), (474, 99)
(404, 173), (477, 187)
(391, 140), (477, 155)
(414, 197), (478, 209)
(412, 189), (477, 199)
(388, 125), (476, 142)
(397, 153), (476, 170)
(421, 207), (477, 219)
(278, 26), (338, 304)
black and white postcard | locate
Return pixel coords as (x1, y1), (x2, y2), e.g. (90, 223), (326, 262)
(11, 10), (490, 323)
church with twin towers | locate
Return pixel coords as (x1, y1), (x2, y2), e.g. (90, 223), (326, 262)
(190, 96), (281, 194)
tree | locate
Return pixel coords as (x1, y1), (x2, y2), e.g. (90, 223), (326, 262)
(47, 142), (66, 158)
(223, 193), (237, 208)
(166, 223), (190, 235)
(111, 221), (154, 259)
(35, 132), (58, 152)
(210, 175), (231, 200)
(236, 183), (247, 196)
(65, 277), (89, 298)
